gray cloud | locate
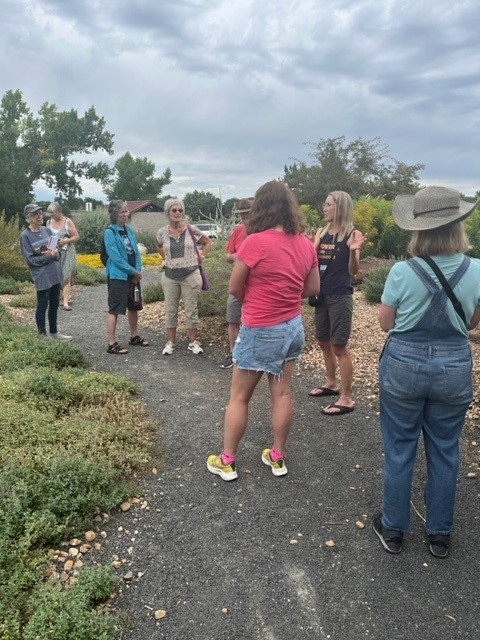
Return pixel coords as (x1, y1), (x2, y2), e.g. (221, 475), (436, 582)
(1, 0), (479, 202)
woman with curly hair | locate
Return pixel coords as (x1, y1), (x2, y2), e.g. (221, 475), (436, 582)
(207, 181), (320, 481)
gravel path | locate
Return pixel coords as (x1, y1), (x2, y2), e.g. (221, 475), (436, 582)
(57, 275), (480, 640)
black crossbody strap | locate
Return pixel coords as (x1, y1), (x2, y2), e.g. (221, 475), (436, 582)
(418, 255), (466, 325)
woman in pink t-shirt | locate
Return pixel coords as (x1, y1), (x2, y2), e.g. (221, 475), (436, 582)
(207, 181), (320, 481)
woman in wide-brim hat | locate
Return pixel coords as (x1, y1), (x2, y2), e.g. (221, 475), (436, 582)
(373, 186), (480, 559)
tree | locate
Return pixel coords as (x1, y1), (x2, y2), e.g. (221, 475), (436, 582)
(183, 190), (220, 220)
(222, 197), (240, 219)
(104, 152), (171, 201)
(283, 136), (424, 209)
(0, 89), (114, 219)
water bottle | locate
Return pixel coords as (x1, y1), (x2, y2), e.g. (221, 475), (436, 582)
(134, 285), (140, 303)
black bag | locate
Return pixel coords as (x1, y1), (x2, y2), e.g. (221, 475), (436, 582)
(308, 292), (324, 307)
(100, 225), (115, 266)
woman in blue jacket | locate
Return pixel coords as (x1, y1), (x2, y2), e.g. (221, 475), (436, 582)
(104, 200), (149, 354)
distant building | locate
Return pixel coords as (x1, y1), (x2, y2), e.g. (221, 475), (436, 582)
(126, 200), (166, 234)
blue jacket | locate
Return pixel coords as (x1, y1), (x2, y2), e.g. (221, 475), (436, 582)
(104, 223), (142, 281)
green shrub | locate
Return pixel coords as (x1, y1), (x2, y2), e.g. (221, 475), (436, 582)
(0, 331), (86, 373)
(9, 290), (36, 308)
(76, 263), (107, 285)
(0, 246), (31, 281)
(198, 240), (231, 317)
(76, 210), (109, 254)
(0, 276), (22, 294)
(135, 230), (158, 253)
(362, 262), (395, 304)
(465, 208), (480, 258)
(375, 216), (410, 258)
(143, 282), (164, 303)
(23, 567), (118, 640)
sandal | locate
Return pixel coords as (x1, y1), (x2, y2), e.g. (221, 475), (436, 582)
(107, 342), (129, 354)
(129, 335), (149, 347)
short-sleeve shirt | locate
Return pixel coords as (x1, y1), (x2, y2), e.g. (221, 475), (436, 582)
(236, 229), (318, 327)
(382, 254), (480, 337)
(226, 225), (247, 255)
(156, 224), (204, 280)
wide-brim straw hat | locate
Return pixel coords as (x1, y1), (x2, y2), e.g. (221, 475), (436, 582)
(393, 186), (479, 231)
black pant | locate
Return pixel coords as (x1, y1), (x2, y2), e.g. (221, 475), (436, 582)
(36, 283), (61, 334)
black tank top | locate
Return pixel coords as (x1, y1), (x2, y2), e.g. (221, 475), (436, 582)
(318, 231), (353, 296)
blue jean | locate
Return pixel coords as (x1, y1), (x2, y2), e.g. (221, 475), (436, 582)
(379, 337), (472, 535)
(233, 315), (305, 376)
(36, 283), (61, 334)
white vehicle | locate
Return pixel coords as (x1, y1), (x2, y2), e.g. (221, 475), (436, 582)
(193, 223), (221, 239)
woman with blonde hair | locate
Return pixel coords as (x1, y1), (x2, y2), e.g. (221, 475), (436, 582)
(207, 180), (320, 481)
(308, 191), (366, 415)
(374, 186), (480, 558)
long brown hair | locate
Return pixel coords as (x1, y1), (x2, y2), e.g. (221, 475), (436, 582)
(248, 180), (304, 235)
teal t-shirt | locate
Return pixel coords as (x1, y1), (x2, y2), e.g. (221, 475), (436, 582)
(381, 254), (480, 337)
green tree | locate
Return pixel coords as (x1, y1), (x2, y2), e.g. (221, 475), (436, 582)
(222, 197), (240, 219)
(284, 136), (424, 209)
(0, 89), (114, 219)
(184, 190), (220, 220)
(105, 152), (171, 201)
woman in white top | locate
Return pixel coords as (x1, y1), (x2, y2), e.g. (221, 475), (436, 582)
(46, 202), (80, 310)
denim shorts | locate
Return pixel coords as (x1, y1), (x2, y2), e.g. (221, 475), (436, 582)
(232, 315), (305, 376)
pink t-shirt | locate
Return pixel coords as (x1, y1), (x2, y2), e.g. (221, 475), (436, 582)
(236, 229), (318, 327)
(226, 225), (247, 254)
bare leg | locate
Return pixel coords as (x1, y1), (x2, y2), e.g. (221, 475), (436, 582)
(322, 343), (355, 413)
(309, 339), (339, 394)
(188, 327), (199, 342)
(228, 322), (240, 351)
(62, 279), (72, 307)
(127, 310), (139, 339)
(107, 313), (118, 345)
(223, 368), (263, 456)
(268, 359), (296, 452)
(167, 327), (177, 343)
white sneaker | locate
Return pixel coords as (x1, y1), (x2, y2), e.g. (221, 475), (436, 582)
(187, 340), (203, 354)
(162, 340), (175, 355)
(50, 333), (73, 341)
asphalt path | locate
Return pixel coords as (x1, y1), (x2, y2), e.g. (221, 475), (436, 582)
(58, 273), (479, 640)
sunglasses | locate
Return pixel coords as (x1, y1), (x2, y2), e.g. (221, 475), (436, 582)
(170, 208), (184, 213)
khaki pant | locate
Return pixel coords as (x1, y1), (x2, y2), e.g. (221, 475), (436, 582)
(161, 270), (202, 329)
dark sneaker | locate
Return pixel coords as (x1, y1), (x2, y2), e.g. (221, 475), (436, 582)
(428, 533), (450, 558)
(373, 512), (403, 554)
(220, 354), (233, 369)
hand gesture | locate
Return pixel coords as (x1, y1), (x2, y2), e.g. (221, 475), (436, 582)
(348, 230), (367, 252)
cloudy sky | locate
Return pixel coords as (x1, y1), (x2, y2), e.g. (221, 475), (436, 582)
(2, 0), (479, 203)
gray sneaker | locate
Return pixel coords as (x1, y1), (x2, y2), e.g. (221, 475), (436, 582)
(50, 333), (73, 341)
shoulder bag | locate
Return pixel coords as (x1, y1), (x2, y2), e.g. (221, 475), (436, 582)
(187, 225), (210, 291)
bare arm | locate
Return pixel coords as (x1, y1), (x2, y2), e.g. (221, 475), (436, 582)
(379, 303), (396, 332)
(198, 234), (212, 259)
(468, 305), (480, 330)
(229, 259), (250, 301)
(302, 267), (321, 298)
(347, 230), (367, 276)
(60, 218), (80, 246)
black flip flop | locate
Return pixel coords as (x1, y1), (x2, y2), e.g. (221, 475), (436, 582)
(321, 403), (355, 416)
(308, 386), (340, 398)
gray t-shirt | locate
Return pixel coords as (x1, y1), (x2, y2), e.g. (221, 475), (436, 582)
(20, 226), (63, 290)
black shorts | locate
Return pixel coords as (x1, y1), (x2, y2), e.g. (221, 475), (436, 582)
(108, 278), (138, 315)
